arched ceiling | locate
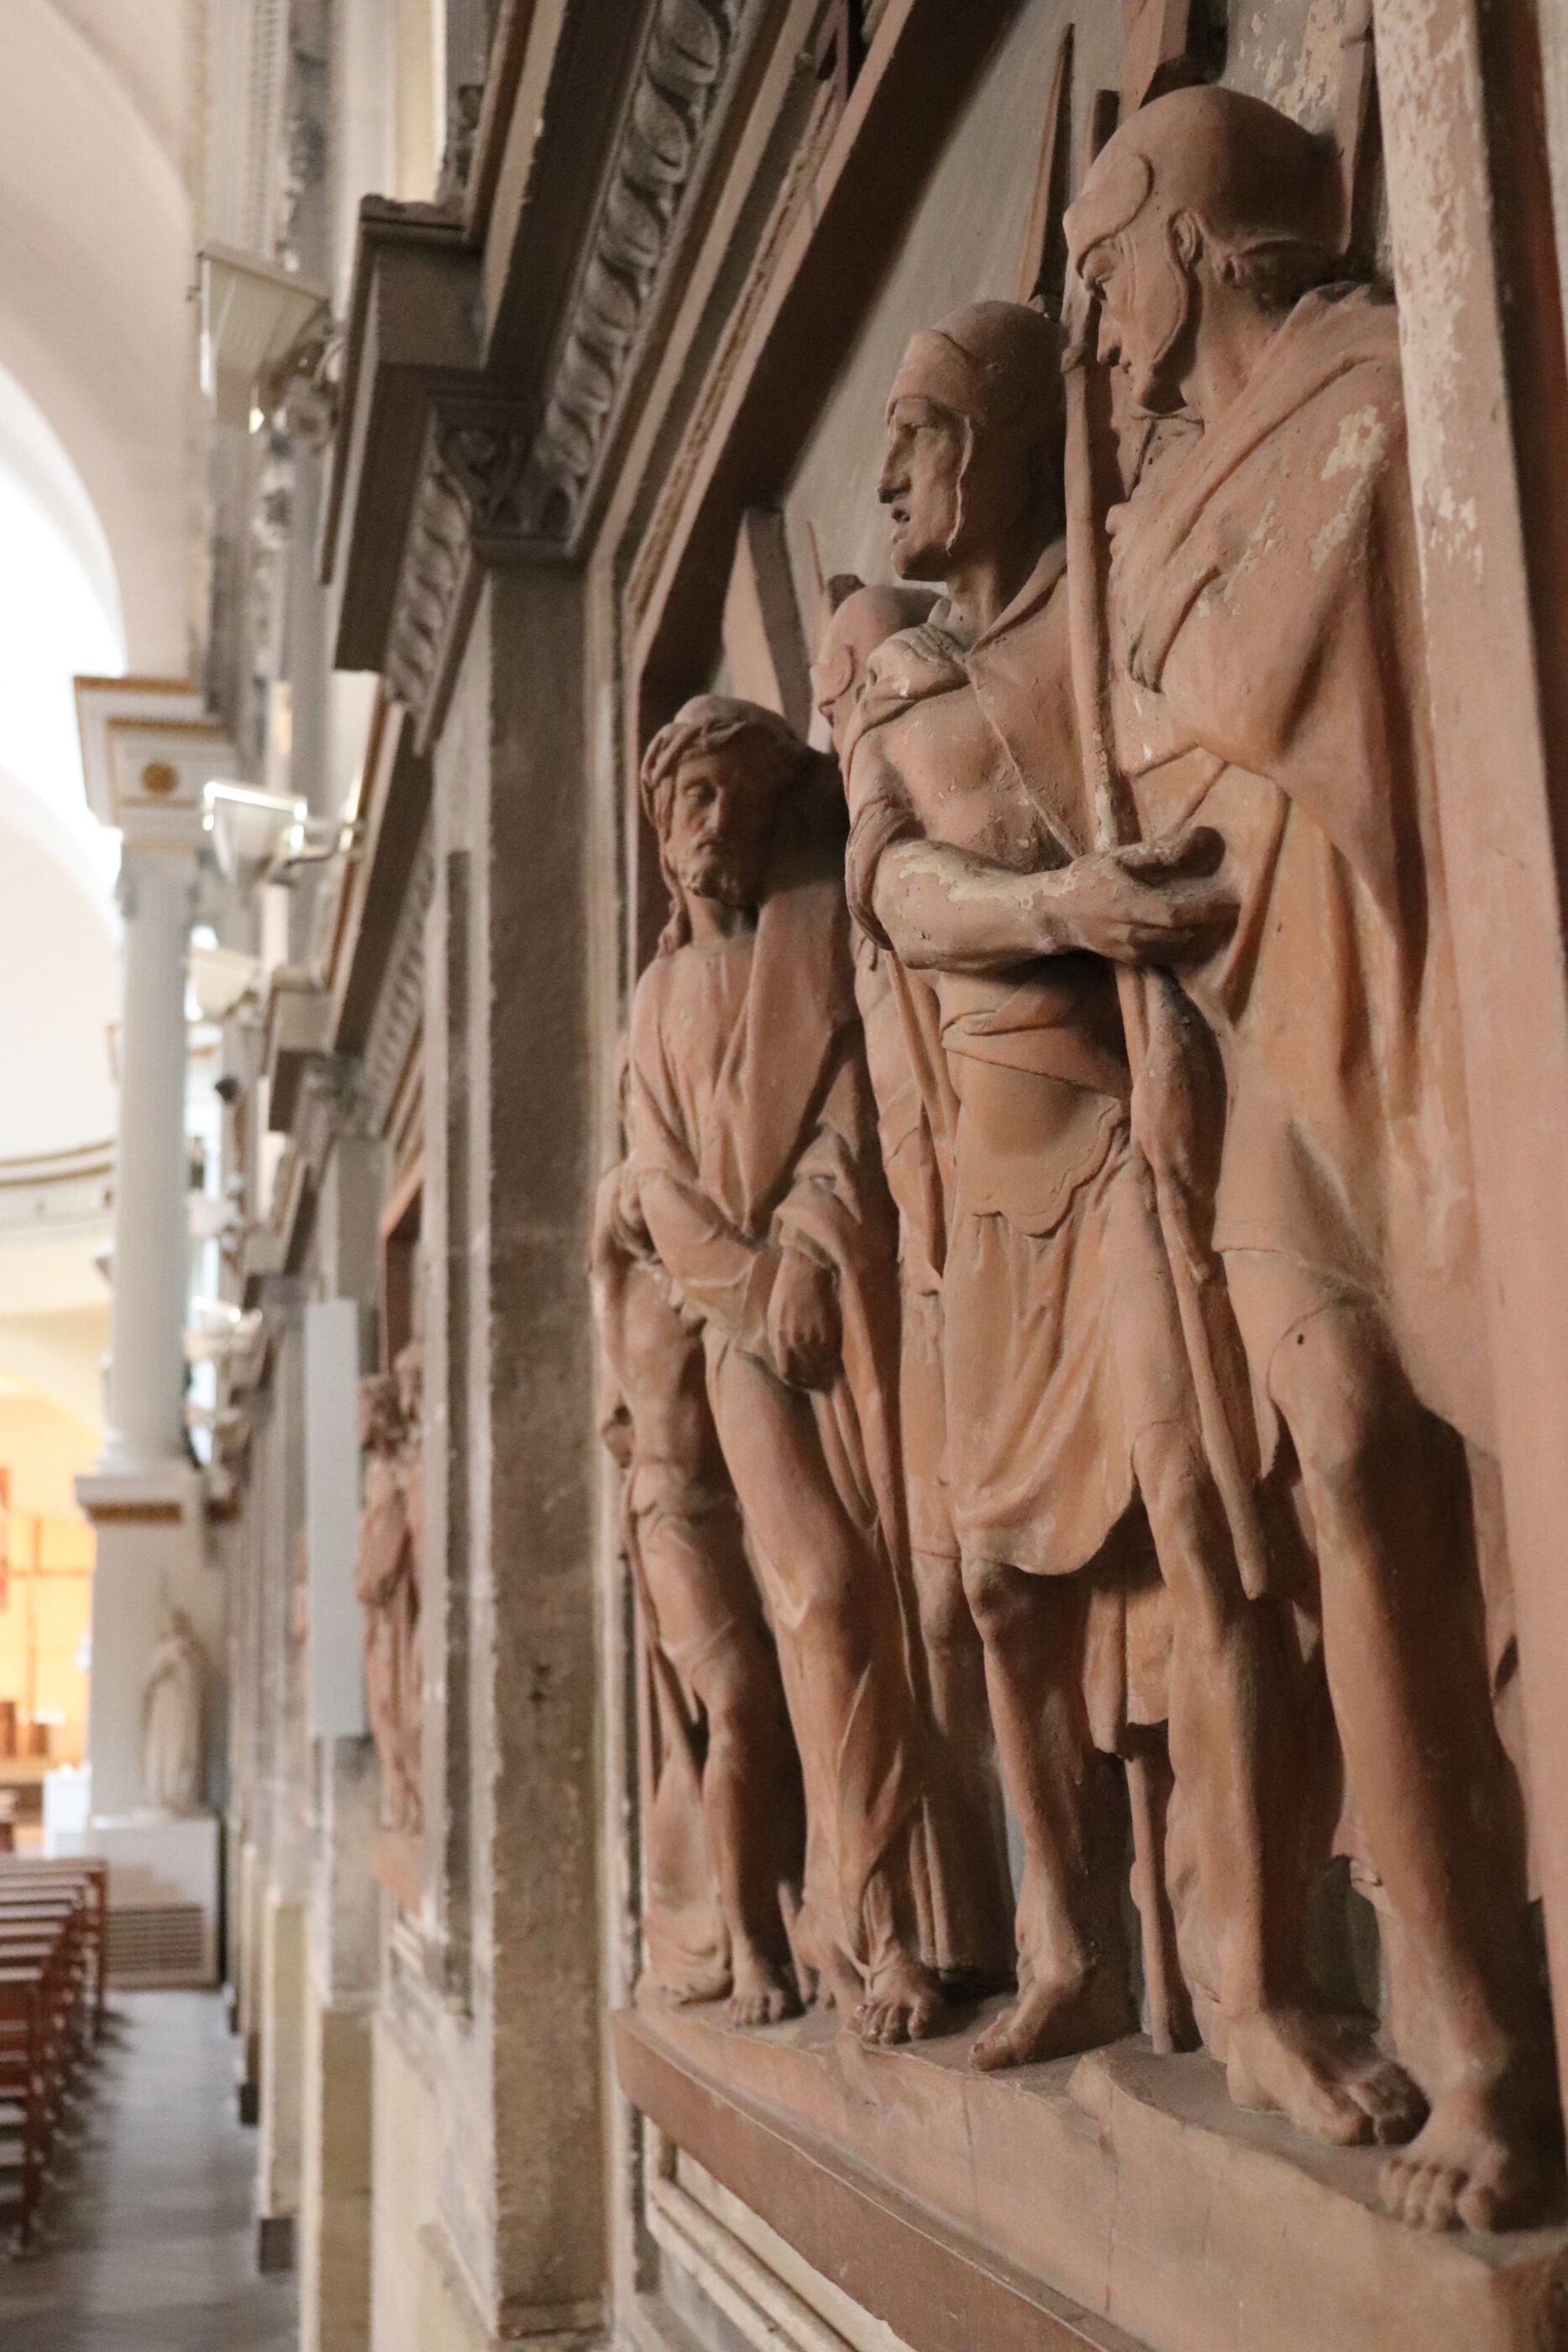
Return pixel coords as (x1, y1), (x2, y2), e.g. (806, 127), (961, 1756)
(0, 4), (202, 1414)
(0, 2), (196, 676)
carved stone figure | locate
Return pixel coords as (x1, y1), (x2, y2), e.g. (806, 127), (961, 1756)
(141, 1608), (205, 1815)
(355, 1373), (422, 1834)
(813, 579), (1015, 1984)
(1065, 83), (1553, 2230)
(844, 297), (1424, 2144)
(392, 1341), (425, 1818)
(629, 696), (991, 2040)
(591, 1066), (802, 2024)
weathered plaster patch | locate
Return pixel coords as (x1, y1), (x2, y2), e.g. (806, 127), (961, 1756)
(1264, 0), (1350, 130)
(1311, 406), (1387, 570)
(1377, 3), (1487, 581)
(1321, 404), (1387, 481)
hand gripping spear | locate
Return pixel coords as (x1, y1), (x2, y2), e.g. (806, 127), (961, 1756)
(1057, 248), (1274, 1608)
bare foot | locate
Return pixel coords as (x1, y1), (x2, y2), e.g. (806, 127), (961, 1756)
(1225, 2008), (1426, 2148)
(971, 1956), (1134, 2072)
(854, 1952), (947, 2046)
(1380, 2071), (1555, 2232)
(726, 1948), (802, 2031)
(812, 1941), (864, 2019)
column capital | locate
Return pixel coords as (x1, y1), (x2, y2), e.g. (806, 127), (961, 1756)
(74, 675), (235, 854)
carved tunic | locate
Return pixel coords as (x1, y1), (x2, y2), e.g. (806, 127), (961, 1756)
(845, 550), (1184, 1587)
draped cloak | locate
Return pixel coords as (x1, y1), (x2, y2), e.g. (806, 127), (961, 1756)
(627, 839), (978, 1979)
(354, 1448), (420, 1829)
(1104, 285), (1487, 1455)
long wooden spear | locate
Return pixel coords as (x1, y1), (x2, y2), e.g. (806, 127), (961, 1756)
(1058, 164), (1273, 1609)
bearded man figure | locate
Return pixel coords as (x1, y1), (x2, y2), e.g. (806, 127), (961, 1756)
(627, 696), (982, 2040)
(843, 296), (1420, 2147)
(1066, 83), (1554, 2231)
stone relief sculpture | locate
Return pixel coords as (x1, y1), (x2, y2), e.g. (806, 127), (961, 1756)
(613, 50), (1560, 2255)
(590, 1059), (803, 2024)
(355, 1369), (422, 1834)
(392, 1341), (425, 1819)
(141, 1608), (206, 1815)
(627, 696), (1005, 2040)
(1062, 82), (1552, 2231)
(813, 581), (1015, 1992)
(841, 295), (1416, 2139)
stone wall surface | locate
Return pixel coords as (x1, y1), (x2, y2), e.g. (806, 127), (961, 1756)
(217, 4), (1568, 2349)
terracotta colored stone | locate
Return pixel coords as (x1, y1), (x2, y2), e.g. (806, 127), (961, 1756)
(354, 1373), (422, 1835)
(1067, 81), (1555, 2232)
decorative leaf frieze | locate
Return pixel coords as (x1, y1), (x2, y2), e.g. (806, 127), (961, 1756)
(522, 0), (746, 537)
(385, 397), (535, 743)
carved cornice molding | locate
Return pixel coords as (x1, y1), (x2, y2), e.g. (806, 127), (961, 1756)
(385, 396), (540, 750)
(520, 0), (747, 542)
(627, 75), (836, 634)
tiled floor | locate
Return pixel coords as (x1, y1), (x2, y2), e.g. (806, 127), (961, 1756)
(0, 1991), (296, 2351)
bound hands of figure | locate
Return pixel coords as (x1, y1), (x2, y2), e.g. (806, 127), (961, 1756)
(606, 1163), (651, 1257)
(768, 1247), (842, 1391)
(1059, 825), (1236, 967)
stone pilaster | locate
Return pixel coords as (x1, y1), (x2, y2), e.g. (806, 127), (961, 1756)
(409, 568), (606, 2346)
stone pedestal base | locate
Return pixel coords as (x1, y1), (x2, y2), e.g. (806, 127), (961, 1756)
(50, 1812), (219, 1987)
(615, 1996), (1568, 2352)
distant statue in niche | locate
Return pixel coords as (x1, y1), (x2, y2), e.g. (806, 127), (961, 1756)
(843, 294), (1424, 2143)
(629, 696), (994, 2040)
(355, 1371), (422, 1834)
(141, 1608), (205, 1816)
(1065, 83), (1554, 2229)
(392, 1339), (425, 1816)
(591, 1053), (803, 2025)
(813, 579), (1015, 1987)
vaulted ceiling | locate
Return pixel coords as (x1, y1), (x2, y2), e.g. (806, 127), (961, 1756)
(0, 2), (204, 1410)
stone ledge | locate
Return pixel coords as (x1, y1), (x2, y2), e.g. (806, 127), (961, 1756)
(614, 1996), (1568, 2352)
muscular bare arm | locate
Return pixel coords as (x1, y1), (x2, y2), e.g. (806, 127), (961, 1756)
(868, 827), (1236, 973)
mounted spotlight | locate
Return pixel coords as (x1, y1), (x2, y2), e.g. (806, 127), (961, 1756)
(202, 780), (305, 878)
(202, 780), (363, 886)
(265, 813), (364, 884)
(198, 244), (332, 430)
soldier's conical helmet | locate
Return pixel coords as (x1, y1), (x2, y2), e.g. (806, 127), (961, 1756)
(1064, 85), (1337, 275)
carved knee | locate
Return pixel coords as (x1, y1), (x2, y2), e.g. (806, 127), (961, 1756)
(962, 1555), (1030, 1647)
(689, 1626), (776, 1751)
(912, 1549), (975, 1664)
(1272, 1309), (1410, 1512)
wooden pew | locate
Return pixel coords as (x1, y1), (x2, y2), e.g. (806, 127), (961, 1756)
(0, 1858), (108, 2035)
(0, 1964), (47, 2247)
(0, 1861), (107, 2245)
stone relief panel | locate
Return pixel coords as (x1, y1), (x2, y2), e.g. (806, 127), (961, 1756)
(356, 1345), (425, 1835)
(602, 11), (1564, 2303)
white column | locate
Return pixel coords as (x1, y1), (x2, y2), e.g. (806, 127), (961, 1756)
(71, 692), (228, 1837)
(99, 848), (196, 1474)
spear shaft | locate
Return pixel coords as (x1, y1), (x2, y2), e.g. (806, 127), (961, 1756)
(1060, 291), (1272, 1604)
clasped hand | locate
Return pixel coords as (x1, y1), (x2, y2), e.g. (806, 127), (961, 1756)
(1055, 824), (1236, 966)
(767, 1246), (841, 1390)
